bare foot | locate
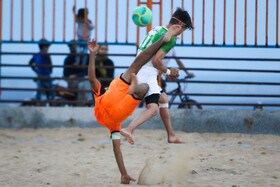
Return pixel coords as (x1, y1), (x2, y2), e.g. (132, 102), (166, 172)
(168, 136), (185, 144)
(163, 25), (182, 42)
(120, 129), (135, 145)
(127, 73), (138, 95)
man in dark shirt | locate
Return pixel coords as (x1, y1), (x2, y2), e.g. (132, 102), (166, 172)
(63, 41), (92, 104)
(63, 41), (88, 88)
(95, 44), (114, 93)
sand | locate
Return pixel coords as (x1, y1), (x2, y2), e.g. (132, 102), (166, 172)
(0, 127), (280, 187)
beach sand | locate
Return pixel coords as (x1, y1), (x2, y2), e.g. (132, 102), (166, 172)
(0, 127), (279, 187)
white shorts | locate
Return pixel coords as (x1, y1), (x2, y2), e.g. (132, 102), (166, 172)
(137, 74), (162, 98)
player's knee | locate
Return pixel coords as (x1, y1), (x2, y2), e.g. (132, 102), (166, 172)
(148, 104), (159, 116)
(160, 93), (169, 103)
(133, 83), (149, 99)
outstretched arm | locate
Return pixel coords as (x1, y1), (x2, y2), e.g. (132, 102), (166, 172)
(88, 39), (101, 93)
(175, 57), (195, 77)
(152, 49), (179, 79)
(72, 6), (77, 21)
(112, 139), (136, 184)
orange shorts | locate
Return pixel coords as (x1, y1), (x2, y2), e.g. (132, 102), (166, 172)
(93, 76), (141, 133)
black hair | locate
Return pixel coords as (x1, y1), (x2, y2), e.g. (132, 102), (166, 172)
(38, 39), (50, 50)
(169, 8), (193, 30)
(77, 8), (88, 19)
(68, 40), (78, 47)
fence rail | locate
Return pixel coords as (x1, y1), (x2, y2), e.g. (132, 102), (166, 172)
(1, 0), (280, 47)
(0, 63), (279, 108)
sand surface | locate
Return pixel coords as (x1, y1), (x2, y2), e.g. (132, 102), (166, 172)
(0, 127), (280, 187)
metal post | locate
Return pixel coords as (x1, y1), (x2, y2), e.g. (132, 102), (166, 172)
(116, 0), (118, 43)
(0, 43), (1, 99)
(223, 0), (226, 45)
(265, 0), (268, 46)
(213, 0), (216, 45)
(146, 0), (153, 34)
(234, 0), (236, 45)
(95, 0), (98, 40)
(63, 0), (66, 41)
(192, 0), (194, 45)
(105, 0), (108, 42)
(53, 0), (56, 42)
(10, 0), (13, 41)
(0, 0), (2, 43)
(244, 0), (247, 46)
(42, 0), (45, 39)
(136, 0), (140, 46)
(255, 0), (258, 46)
(277, 0), (279, 46)
(202, 0), (205, 45)
(21, 0), (24, 41)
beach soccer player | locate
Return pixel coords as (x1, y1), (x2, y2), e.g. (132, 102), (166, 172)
(87, 25), (182, 184)
(120, 8), (193, 145)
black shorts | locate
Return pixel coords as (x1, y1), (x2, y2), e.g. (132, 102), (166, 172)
(145, 94), (160, 105)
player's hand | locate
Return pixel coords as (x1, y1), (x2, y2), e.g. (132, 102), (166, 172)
(168, 68), (179, 79)
(87, 39), (99, 54)
(69, 74), (76, 79)
(169, 24), (183, 36)
(121, 174), (136, 184)
(187, 72), (195, 78)
(72, 6), (76, 13)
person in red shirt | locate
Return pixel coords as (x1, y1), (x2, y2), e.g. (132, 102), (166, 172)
(87, 25), (182, 184)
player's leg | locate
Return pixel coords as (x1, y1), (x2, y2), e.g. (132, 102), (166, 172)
(122, 25), (181, 83)
(120, 102), (158, 145)
(120, 94), (159, 145)
(159, 92), (185, 143)
(120, 76), (149, 145)
(127, 73), (138, 95)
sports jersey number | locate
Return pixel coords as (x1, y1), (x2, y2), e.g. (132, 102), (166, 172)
(140, 34), (153, 50)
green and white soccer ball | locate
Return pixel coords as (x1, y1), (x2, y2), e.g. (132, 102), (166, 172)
(132, 6), (152, 27)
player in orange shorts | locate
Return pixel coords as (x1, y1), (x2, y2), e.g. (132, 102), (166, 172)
(87, 25), (182, 184)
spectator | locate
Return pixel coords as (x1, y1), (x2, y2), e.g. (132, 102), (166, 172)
(29, 39), (55, 102)
(64, 41), (84, 89)
(73, 7), (94, 64)
(254, 101), (263, 110)
(95, 44), (114, 93)
(63, 41), (92, 105)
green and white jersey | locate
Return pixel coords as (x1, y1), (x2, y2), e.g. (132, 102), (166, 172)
(139, 26), (176, 54)
(137, 26), (176, 77)
(137, 26), (176, 97)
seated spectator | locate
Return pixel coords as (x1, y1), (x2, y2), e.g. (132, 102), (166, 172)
(63, 41), (92, 105)
(253, 101), (263, 110)
(95, 44), (114, 93)
(29, 39), (55, 102)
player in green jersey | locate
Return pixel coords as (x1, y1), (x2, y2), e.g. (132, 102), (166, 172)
(121, 8), (193, 144)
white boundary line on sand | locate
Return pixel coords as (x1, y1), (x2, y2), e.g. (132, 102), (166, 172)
(0, 139), (279, 149)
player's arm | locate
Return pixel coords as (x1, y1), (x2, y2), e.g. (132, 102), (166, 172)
(72, 6), (77, 21)
(174, 57), (195, 77)
(112, 133), (135, 184)
(152, 49), (168, 73)
(87, 39), (101, 93)
(47, 55), (53, 74)
(152, 49), (179, 78)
